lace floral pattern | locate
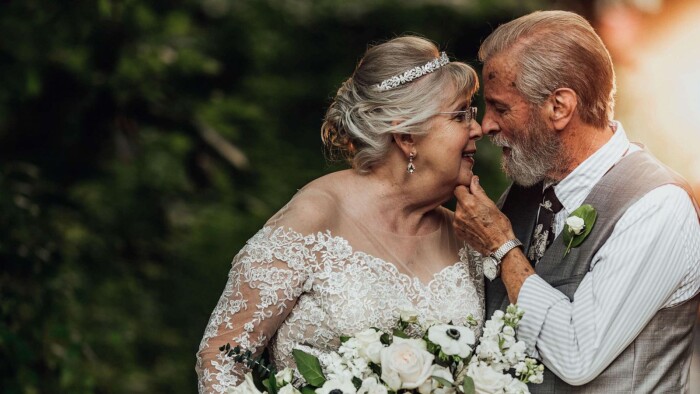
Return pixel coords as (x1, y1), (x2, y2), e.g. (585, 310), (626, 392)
(196, 226), (484, 394)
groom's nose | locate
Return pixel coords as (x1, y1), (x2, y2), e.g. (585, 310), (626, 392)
(480, 111), (500, 136)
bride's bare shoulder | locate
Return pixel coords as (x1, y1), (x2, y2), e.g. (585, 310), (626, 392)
(276, 170), (356, 227)
(298, 170), (356, 201)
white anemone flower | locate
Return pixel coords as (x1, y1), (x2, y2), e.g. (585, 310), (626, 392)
(315, 378), (357, 394)
(427, 324), (476, 358)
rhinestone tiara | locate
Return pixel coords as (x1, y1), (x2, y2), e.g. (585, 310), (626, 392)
(375, 52), (450, 92)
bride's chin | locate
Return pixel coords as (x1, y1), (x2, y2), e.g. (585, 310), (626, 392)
(457, 171), (474, 187)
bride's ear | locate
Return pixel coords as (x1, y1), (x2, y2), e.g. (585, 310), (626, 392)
(392, 133), (416, 158)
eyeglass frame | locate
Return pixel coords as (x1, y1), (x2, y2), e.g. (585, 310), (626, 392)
(437, 106), (478, 122)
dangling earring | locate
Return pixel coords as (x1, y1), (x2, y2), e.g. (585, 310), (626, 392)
(407, 152), (416, 174)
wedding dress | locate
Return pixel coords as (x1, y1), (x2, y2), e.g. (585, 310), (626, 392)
(196, 181), (485, 394)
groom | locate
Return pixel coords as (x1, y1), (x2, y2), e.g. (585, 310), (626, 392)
(453, 10), (700, 393)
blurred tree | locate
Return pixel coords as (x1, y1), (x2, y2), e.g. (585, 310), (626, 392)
(0, 0), (577, 392)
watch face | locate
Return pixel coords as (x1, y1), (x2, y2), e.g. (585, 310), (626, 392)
(483, 257), (498, 280)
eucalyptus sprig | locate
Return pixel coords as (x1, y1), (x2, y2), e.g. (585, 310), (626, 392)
(220, 344), (277, 393)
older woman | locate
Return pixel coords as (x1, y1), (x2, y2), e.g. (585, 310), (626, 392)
(196, 36), (484, 393)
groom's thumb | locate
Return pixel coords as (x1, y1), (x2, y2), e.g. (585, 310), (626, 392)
(470, 176), (487, 198)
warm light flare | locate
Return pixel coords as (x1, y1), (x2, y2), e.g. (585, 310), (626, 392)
(599, 0), (700, 197)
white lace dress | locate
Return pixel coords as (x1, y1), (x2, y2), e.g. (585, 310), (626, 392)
(196, 185), (485, 394)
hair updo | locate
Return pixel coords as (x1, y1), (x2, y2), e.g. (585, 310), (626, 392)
(321, 36), (479, 173)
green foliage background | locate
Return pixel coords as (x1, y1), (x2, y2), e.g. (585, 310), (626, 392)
(0, 1), (587, 392)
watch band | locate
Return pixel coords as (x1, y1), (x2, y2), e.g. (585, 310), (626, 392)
(490, 238), (523, 262)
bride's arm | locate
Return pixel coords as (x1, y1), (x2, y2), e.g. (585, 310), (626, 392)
(195, 227), (313, 394)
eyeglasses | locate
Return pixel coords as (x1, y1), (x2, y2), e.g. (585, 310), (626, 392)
(437, 106), (478, 122)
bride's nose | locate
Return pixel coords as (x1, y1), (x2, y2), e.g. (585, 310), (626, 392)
(469, 121), (483, 141)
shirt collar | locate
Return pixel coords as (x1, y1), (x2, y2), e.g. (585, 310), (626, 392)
(553, 121), (631, 214)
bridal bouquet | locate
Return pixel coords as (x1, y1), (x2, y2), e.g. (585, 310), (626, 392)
(223, 305), (543, 394)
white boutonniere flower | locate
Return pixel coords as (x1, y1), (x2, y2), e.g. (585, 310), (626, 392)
(565, 216), (585, 235)
(563, 204), (597, 256)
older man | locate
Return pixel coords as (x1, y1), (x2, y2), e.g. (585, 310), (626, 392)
(454, 10), (700, 392)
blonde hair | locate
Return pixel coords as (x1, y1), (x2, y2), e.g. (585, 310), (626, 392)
(321, 36), (479, 173)
(478, 10), (616, 128)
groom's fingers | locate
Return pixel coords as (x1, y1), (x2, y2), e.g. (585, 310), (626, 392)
(454, 185), (472, 202)
(470, 176), (489, 201)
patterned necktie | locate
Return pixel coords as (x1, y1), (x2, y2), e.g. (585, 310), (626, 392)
(528, 185), (564, 264)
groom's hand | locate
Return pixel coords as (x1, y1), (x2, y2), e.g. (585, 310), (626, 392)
(454, 176), (534, 303)
(453, 176), (516, 256)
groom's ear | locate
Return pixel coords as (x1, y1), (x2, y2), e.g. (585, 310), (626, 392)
(547, 88), (577, 131)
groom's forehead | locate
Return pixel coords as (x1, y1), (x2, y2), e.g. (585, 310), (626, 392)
(483, 60), (518, 89)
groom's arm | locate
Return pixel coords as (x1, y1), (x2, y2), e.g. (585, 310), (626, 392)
(455, 178), (700, 386)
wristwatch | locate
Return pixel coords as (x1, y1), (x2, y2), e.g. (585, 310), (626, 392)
(483, 239), (523, 280)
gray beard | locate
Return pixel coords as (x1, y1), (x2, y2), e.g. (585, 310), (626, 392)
(490, 115), (563, 187)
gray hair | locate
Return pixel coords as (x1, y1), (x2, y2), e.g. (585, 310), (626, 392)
(478, 10), (616, 128)
(321, 36), (479, 173)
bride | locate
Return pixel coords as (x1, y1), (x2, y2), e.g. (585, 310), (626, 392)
(196, 36), (485, 393)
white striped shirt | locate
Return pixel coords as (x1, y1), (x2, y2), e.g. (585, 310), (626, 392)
(516, 121), (700, 385)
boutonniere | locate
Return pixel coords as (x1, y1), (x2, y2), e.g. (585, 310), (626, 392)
(563, 204), (597, 256)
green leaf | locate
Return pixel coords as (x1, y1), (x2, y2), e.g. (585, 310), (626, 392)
(380, 332), (393, 345)
(301, 386), (316, 394)
(426, 341), (438, 354)
(562, 204), (597, 251)
(292, 349), (326, 387)
(392, 328), (409, 339)
(432, 376), (453, 388)
(262, 374), (278, 394)
(369, 362), (382, 376)
(462, 376), (475, 394)
(339, 335), (351, 343)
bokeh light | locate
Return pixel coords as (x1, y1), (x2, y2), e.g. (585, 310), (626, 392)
(599, 0), (700, 197)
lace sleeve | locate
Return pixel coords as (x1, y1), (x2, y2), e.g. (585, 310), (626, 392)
(196, 226), (314, 394)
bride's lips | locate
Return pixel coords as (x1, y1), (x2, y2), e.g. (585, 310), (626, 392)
(462, 149), (476, 165)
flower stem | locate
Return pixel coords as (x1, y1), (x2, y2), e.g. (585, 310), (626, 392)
(564, 237), (574, 256)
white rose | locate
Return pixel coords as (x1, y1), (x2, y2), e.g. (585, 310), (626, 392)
(228, 373), (264, 394)
(380, 337), (435, 390)
(427, 325), (476, 358)
(418, 365), (455, 394)
(467, 362), (514, 394)
(315, 378), (357, 394)
(276, 368), (295, 386)
(357, 376), (388, 394)
(565, 216), (585, 235)
(504, 378), (529, 394)
(354, 328), (385, 364)
(278, 385), (302, 394)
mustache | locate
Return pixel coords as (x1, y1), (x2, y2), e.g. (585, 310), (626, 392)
(489, 134), (511, 149)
